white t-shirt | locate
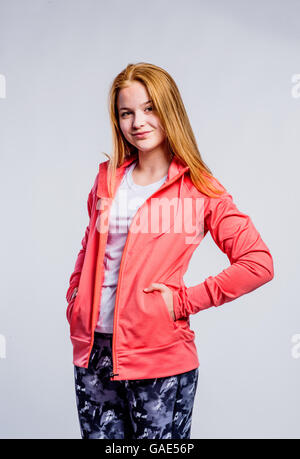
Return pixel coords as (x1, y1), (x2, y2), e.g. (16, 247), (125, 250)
(95, 160), (168, 333)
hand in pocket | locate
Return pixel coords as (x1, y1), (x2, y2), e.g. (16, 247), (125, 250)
(143, 282), (175, 321)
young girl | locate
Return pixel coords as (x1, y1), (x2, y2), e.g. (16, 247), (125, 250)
(66, 62), (274, 439)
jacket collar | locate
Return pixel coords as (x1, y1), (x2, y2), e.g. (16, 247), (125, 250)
(97, 153), (189, 198)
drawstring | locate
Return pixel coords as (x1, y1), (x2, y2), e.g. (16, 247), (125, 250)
(174, 172), (185, 222)
(178, 173), (184, 219)
(175, 173), (184, 218)
(153, 170), (187, 238)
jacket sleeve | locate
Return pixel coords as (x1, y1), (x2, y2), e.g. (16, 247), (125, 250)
(172, 191), (274, 320)
(65, 174), (98, 304)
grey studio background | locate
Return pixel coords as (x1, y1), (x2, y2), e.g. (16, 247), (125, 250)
(0, 0), (299, 439)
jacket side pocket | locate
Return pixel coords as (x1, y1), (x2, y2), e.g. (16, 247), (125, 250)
(156, 290), (177, 331)
(66, 297), (76, 325)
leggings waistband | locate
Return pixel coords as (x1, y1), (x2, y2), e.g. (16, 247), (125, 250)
(94, 331), (113, 339)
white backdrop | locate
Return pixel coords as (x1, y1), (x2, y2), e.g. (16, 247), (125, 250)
(0, 0), (299, 439)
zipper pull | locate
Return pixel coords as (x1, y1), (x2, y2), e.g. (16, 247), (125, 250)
(110, 372), (119, 377)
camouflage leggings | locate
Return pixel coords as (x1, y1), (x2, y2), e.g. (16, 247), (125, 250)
(74, 332), (199, 439)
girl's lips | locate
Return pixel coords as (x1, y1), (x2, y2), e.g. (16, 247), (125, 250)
(133, 131), (152, 138)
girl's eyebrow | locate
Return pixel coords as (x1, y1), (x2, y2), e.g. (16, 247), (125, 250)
(119, 100), (152, 111)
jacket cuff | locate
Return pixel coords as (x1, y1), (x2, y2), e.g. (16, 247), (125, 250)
(172, 289), (183, 321)
(172, 282), (214, 320)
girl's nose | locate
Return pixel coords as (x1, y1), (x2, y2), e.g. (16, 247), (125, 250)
(132, 111), (146, 129)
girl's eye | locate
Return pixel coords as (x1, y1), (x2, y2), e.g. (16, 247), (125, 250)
(120, 106), (153, 118)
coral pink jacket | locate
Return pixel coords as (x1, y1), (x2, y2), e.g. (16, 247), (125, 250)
(66, 153), (274, 380)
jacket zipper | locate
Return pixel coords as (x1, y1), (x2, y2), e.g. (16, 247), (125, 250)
(110, 171), (186, 380)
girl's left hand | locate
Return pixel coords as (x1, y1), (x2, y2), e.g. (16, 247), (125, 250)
(143, 283), (175, 321)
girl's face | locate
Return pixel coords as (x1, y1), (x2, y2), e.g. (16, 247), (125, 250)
(117, 81), (167, 155)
